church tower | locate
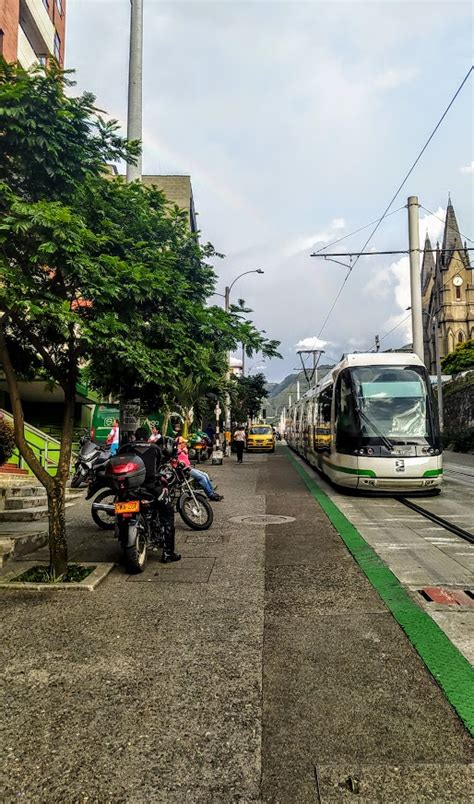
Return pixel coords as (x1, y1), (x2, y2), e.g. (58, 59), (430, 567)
(421, 197), (473, 373)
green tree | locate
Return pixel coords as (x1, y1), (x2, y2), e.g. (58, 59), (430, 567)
(0, 62), (280, 575)
(441, 340), (474, 374)
(230, 373), (269, 424)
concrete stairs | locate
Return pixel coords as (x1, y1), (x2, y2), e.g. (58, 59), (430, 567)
(0, 484), (85, 568)
(0, 485), (84, 522)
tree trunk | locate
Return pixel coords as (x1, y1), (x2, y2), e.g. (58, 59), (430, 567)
(47, 480), (68, 578)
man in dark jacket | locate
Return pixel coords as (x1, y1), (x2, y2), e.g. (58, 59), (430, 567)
(119, 427), (180, 563)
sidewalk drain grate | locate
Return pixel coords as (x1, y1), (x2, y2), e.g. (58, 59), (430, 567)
(418, 587), (474, 606)
(229, 514), (296, 525)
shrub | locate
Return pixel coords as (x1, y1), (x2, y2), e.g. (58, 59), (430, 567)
(0, 419), (16, 465)
(442, 427), (474, 453)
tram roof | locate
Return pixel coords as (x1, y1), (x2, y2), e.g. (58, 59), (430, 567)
(293, 351), (425, 406)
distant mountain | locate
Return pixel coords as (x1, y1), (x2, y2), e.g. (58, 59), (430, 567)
(264, 365), (334, 420)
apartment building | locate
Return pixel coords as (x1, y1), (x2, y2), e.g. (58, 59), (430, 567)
(0, 0), (66, 68)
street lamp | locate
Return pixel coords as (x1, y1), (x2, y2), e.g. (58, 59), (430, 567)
(223, 270), (264, 452)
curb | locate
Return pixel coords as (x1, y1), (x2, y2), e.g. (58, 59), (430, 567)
(0, 562), (115, 591)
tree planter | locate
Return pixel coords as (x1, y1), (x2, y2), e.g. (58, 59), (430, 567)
(0, 561), (114, 591)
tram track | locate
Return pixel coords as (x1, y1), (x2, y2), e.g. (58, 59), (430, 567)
(398, 497), (474, 545)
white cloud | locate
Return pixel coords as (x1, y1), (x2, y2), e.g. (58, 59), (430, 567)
(374, 67), (418, 89)
(295, 337), (328, 351)
(460, 161), (474, 174)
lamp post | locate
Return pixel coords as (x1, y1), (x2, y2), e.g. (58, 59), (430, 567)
(126, 0), (143, 183)
(223, 269), (264, 453)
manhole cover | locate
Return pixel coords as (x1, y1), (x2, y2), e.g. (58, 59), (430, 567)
(229, 514), (295, 525)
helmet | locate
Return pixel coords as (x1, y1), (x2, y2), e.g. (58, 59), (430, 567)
(162, 436), (178, 459)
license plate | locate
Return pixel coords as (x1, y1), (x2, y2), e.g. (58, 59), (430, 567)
(115, 500), (140, 514)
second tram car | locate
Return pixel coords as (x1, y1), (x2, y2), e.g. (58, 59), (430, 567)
(286, 353), (442, 492)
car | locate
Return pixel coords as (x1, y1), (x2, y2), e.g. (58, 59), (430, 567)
(246, 425), (275, 453)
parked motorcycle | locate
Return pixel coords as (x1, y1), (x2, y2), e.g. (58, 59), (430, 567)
(91, 456), (213, 533)
(164, 458), (213, 530)
(91, 453), (167, 572)
(71, 436), (111, 489)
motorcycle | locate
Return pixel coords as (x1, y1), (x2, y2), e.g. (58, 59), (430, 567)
(164, 458), (213, 530)
(188, 431), (213, 463)
(91, 453), (213, 540)
(91, 452), (167, 573)
(71, 435), (111, 489)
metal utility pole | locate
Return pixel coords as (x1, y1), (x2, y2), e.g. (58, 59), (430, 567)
(408, 196), (423, 360)
(126, 0), (143, 183)
(433, 314), (444, 432)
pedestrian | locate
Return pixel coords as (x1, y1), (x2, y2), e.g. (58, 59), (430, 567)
(146, 420), (162, 444)
(106, 418), (120, 455)
(176, 437), (223, 501)
(233, 425), (246, 463)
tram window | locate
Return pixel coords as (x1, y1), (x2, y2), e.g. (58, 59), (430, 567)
(319, 387), (332, 425)
(335, 372), (358, 451)
(351, 366), (429, 439)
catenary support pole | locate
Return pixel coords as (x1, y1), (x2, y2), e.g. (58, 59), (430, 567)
(433, 315), (444, 432)
(408, 196), (423, 360)
(224, 286), (231, 454)
(126, 0), (143, 182)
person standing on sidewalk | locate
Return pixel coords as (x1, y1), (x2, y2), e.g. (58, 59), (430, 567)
(233, 426), (246, 463)
(107, 418), (120, 456)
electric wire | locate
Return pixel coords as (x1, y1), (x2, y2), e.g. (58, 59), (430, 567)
(419, 204), (474, 244)
(310, 206), (405, 255)
(316, 65), (474, 339)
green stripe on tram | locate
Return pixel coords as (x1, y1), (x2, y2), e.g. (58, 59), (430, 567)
(322, 459), (376, 478)
(423, 468), (443, 477)
(285, 447), (474, 737)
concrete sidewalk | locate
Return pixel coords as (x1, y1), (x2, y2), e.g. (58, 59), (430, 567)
(1, 448), (473, 802)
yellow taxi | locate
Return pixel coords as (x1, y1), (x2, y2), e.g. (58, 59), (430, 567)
(246, 425), (275, 453)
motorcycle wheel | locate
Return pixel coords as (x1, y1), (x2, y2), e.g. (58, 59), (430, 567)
(178, 492), (213, 530)
(71, 465), (88, 488)
(91, 489), (116, 530)
(123, 514), (148, 573)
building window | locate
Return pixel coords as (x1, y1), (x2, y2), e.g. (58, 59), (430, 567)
(455, 285), (461, 300)
(42, 0), (49, 8)
(458, 332), (464, 344)
(55, 0), (63, 16)
(54, 31), (61, 59)
(38, 55), (48, 66)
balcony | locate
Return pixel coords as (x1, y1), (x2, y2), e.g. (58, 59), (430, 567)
(17, 25), (38, 69)
(20, 0), (55, 57)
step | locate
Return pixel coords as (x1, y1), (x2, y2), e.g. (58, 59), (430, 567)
(1, 485), (45, 498)
(0, 501), (75, 522)
(5, 495), (48, 510)
(0, 529), (48, 569)
(0, 463), (29, 474)
(4, 490), (84, 510)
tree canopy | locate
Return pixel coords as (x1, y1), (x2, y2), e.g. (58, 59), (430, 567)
(230, 373), (269, 423)
(0, 61), (280, 573)
(441, 340), (474, 374)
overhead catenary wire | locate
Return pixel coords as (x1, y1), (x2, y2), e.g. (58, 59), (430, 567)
(310, 206), (406, 256)
(315, 65), (474, 339)
(419, 204), (474, 244)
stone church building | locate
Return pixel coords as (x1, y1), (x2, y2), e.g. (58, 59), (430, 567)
(421, 197), (473, 373)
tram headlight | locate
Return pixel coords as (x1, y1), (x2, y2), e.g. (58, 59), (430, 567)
(367, 448), (374, 455)
(358, 448), (365, 455)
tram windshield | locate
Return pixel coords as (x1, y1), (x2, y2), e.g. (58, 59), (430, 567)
(350, 366), (432, 441)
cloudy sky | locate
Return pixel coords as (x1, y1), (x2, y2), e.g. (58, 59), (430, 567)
(66, 1), (473, 380)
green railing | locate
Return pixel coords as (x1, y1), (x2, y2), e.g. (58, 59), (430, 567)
(0, 409), (72, 477)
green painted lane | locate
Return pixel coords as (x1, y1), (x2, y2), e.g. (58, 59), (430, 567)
(285, 447), (474, 737)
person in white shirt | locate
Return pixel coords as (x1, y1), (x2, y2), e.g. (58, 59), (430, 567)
(233, 427), (246, 463)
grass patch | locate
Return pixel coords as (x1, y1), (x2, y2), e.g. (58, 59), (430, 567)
(13, 564), (95, 584)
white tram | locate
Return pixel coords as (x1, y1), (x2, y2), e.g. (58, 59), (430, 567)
(286, 353), (442, 492)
